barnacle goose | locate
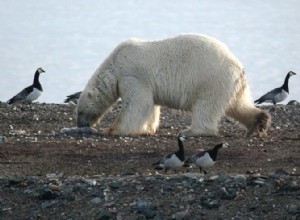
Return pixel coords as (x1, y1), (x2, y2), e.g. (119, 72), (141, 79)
(184, 143), (229, 174)
(254, 71), (296, 105)
(64, 91), (82, 104)
(7, 68), (45, 104)
(153, 135), (187, 173)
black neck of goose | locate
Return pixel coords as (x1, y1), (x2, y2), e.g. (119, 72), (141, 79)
(176, 138), (185, 161)
(281, 73), (291, 93)
(208, 144), (223, 161)
(33, 71), (43, 91)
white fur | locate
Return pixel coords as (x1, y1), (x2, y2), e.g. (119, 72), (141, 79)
(76, 34), (271, 137)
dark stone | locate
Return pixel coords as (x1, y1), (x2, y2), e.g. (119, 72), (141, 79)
(131, 200), (158, 218)
(287, 204), (300, 215)
(8, 176), (23, 186)
(109, 181), (122, 190)
(201, 197), (221, 209)
(41, 200), (58, 209)
(98, 209), (116, 220)
(287, 100), (300, 106)
(40, 189), (59, 200)
(218, 187), (238, 200)
(275, 168), (289, 176)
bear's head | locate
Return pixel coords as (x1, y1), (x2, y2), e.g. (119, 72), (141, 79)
(76, 90), (100, 128)
(245, 109), (271, 137)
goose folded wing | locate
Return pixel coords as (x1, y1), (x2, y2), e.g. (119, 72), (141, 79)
(256, 88), (282, 102)
(8, 86), (33, 103)
(185, 151), (206, 164)
(152, 152), (172, 166)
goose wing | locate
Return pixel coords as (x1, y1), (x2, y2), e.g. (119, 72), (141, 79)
(7, 86), (33, 104)
(185, 150), (206, 165)
(64, 92), (82, 103)
(152, 152), (173, 167)
(254, 88), (282, 104)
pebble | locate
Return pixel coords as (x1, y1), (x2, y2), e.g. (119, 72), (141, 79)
(275, 168), (289, 176)
(41, 201), (58, 209)
(98, 208), (116, 220)
(84, 178), (97, 186)
(129, 216), (147, 220)
(90, 197), (102, 204)
(233, 174), (247, 188)
(40, 189), (59, 200)
(208, 175), (219, 181)
(131, 200), (158, 218)
(181, 195), (196, 203)
(287, 204), (300, 215)
(0, 133), (6, 143)
(109, 181), (122, 189)
(218, 187), (238, 200)
(60, 191), (76, 201)
(73, 183), (88, 193)
(172, 209), (190, 220)
(200, 197), (221, 209)
(234, 174), (247, 182)
(0, 171), (298, 218)
(252, 179), (266, 186)
(48, 184), (61, 191)
(46, 173), (63, 179)
(182, 173), (204, 181)
(8, 176), (23, 186)
(287, 100), (300, 106)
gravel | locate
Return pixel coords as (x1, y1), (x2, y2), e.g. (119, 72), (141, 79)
(0, 101), (299, 219)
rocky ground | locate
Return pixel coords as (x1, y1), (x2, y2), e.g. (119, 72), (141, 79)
(0, 102), (299, 219)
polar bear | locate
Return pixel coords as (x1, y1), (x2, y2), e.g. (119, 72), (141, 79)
(76, 34), (271, 137)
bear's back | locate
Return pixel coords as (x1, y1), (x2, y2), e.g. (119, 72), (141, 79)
(96, 34), (244, 110)
(115, 34), (242, 73)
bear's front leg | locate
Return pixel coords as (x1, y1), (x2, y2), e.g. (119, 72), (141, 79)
(99, 127), (129, 136)
(180, 99), (223, 137)
(102, 78), (156, 136)
(99, 128), (114, 135)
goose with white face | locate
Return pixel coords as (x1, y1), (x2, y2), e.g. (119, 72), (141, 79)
(153, 135), (187, 173)
(7, 67), (45, 104)
(184, 143), (229, 174)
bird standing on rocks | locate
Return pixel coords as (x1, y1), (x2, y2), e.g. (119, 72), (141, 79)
(7, 68), (45, 104)
(184, 143), (229, 174)
(64, 91), (82, 104)
(153, 135), (187, 173)
(254, 71), (296, 105)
